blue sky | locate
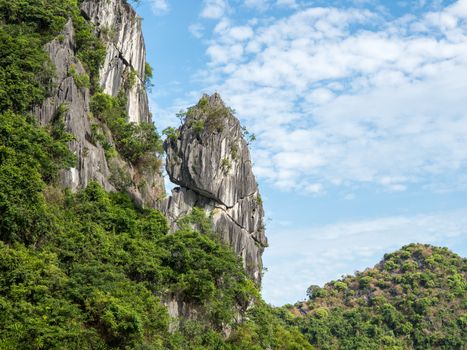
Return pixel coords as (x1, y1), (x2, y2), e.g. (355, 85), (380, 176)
(133, 0), (467, 305)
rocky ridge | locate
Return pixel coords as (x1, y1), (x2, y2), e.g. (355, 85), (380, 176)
(163, 94), (268, 284)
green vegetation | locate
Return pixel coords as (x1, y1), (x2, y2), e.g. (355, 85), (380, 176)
(162, 126), (180, 142)
(69, 64), (90, 89)
(0, 119), (308, 348)
(144, 62), (154, 91)
(284, 244), (466, 350)
(90, 92), (163, 166)
(221, 158), (232, 174)
(230, 142), (239, 159)
(183, 95), (234, 133)
(241, 125), (256, 144)
(0, 112), (75, 244)
(0, 102), (299, 348)
(256, 194), (263, 205)
(1, 1), (465, 349)
(0, 177), (254, 348)
(0, 62), (307, 348)
(0, 0), (105, 114)
(125, 68), (138, 90)
(72, 11), (106, 92)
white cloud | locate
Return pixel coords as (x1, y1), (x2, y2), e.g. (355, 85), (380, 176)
(189, 23), (205, 38)
(194, 1), (467, 194)
(201, 0), (229, 19)
(150, 0), (169, 15)
(244, 0), (270, 10)
(276, 0), (298, 8)
(262, 209), (467, 305)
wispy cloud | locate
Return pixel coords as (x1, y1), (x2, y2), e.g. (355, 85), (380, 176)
(150, 0), (169, 15)
(201, 0), (230, 19)
(189, 23), (205, 38)
(275, 0), (298, 8)
(244, 0), (270, 10)
(192, 0), (467, 194)
(262, 208), (467, 305)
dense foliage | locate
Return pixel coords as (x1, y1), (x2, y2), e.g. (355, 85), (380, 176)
(90, 92), (163, 165)
(0, 0), (310, 348)
(0, 0), (105, 113)
(0, 1), (304, 349)
(284, 244), (467, 350)
(0, 112), (75, 244)
(177, 95), (235, 134)
(0, 183), (245, 348)
(0, 106), (303, 348)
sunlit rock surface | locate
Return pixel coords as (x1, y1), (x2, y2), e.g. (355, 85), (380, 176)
(81, 0), (149, 124)
(34, 2), (164, 207)
(163, 93), (268, 284)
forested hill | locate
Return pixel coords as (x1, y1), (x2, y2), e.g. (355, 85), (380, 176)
(283, 244), (466, 349)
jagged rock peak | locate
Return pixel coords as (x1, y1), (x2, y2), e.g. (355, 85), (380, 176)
(166, 93), (257, 208)
(164, 93), (268, 284)
(81, 0), (149, 124)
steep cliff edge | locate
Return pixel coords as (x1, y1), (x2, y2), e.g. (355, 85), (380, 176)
(163, 94), (268, 284)
(34, 19), (111, 192)
(34, 0), (164, 207)
(81, 0), (150, 124)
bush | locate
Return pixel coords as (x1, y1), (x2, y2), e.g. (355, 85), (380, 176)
(0, 112), (74, 244)
(144, 62), (153, 91)
(69, 64), (90, 89)
(183, 95), (234, 134)
(72, 13), (106, 92)
(90, 92), (163, 165)
(162, 126), (180, 142)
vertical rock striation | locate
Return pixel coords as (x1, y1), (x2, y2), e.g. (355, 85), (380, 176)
(34, 19), (113, 192)
(34, 0), (164, 207)
(81, 0), (149, 123)
(163, 93), (268, 284)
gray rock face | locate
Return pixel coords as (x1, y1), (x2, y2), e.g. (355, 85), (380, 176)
(81, 0), (149, 123)
(34, 12), (164, 207)
(34, 19), (113, 192)
(163, 94), (267, 284)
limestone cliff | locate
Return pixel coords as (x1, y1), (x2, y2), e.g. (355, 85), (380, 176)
(163, 94), (268, 284)
(34, 19), (112, 193)
(81, 0), (149, 124)
(34, 0), (266, 287)
(34, 0), (164, 207)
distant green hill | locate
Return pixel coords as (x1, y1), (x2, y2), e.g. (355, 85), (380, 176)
(0, 0), (310, 348)
(283, 244), (466, 349)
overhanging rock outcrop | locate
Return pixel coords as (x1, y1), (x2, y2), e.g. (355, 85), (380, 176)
(163, 93), (268, 284)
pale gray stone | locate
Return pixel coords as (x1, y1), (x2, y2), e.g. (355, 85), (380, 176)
(34, 8), (164, 207)
(81, 0), (150, 123)
(163, 93), (268, 284)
